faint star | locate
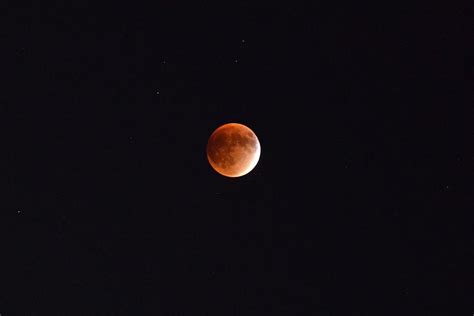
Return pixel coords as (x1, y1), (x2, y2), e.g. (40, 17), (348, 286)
(241, 39), (245, 43)
(234, 59), (239, 63)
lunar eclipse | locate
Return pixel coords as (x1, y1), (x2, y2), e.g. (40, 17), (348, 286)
(206, 123), (261, 177)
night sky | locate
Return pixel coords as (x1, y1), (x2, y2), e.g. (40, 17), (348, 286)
(3, 2), (472, 314)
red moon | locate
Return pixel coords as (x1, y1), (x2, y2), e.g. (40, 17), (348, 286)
(206, 123), (261, 177)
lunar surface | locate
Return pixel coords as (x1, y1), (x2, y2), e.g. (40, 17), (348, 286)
(206, 123), (261, 177)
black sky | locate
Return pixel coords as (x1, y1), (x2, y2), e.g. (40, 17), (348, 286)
(2, 2), (472, 315)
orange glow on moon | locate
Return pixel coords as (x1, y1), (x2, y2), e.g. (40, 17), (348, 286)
(206, 123), (261, 177)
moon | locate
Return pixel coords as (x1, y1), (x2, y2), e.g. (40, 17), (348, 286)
(206, 123), (261, 177)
